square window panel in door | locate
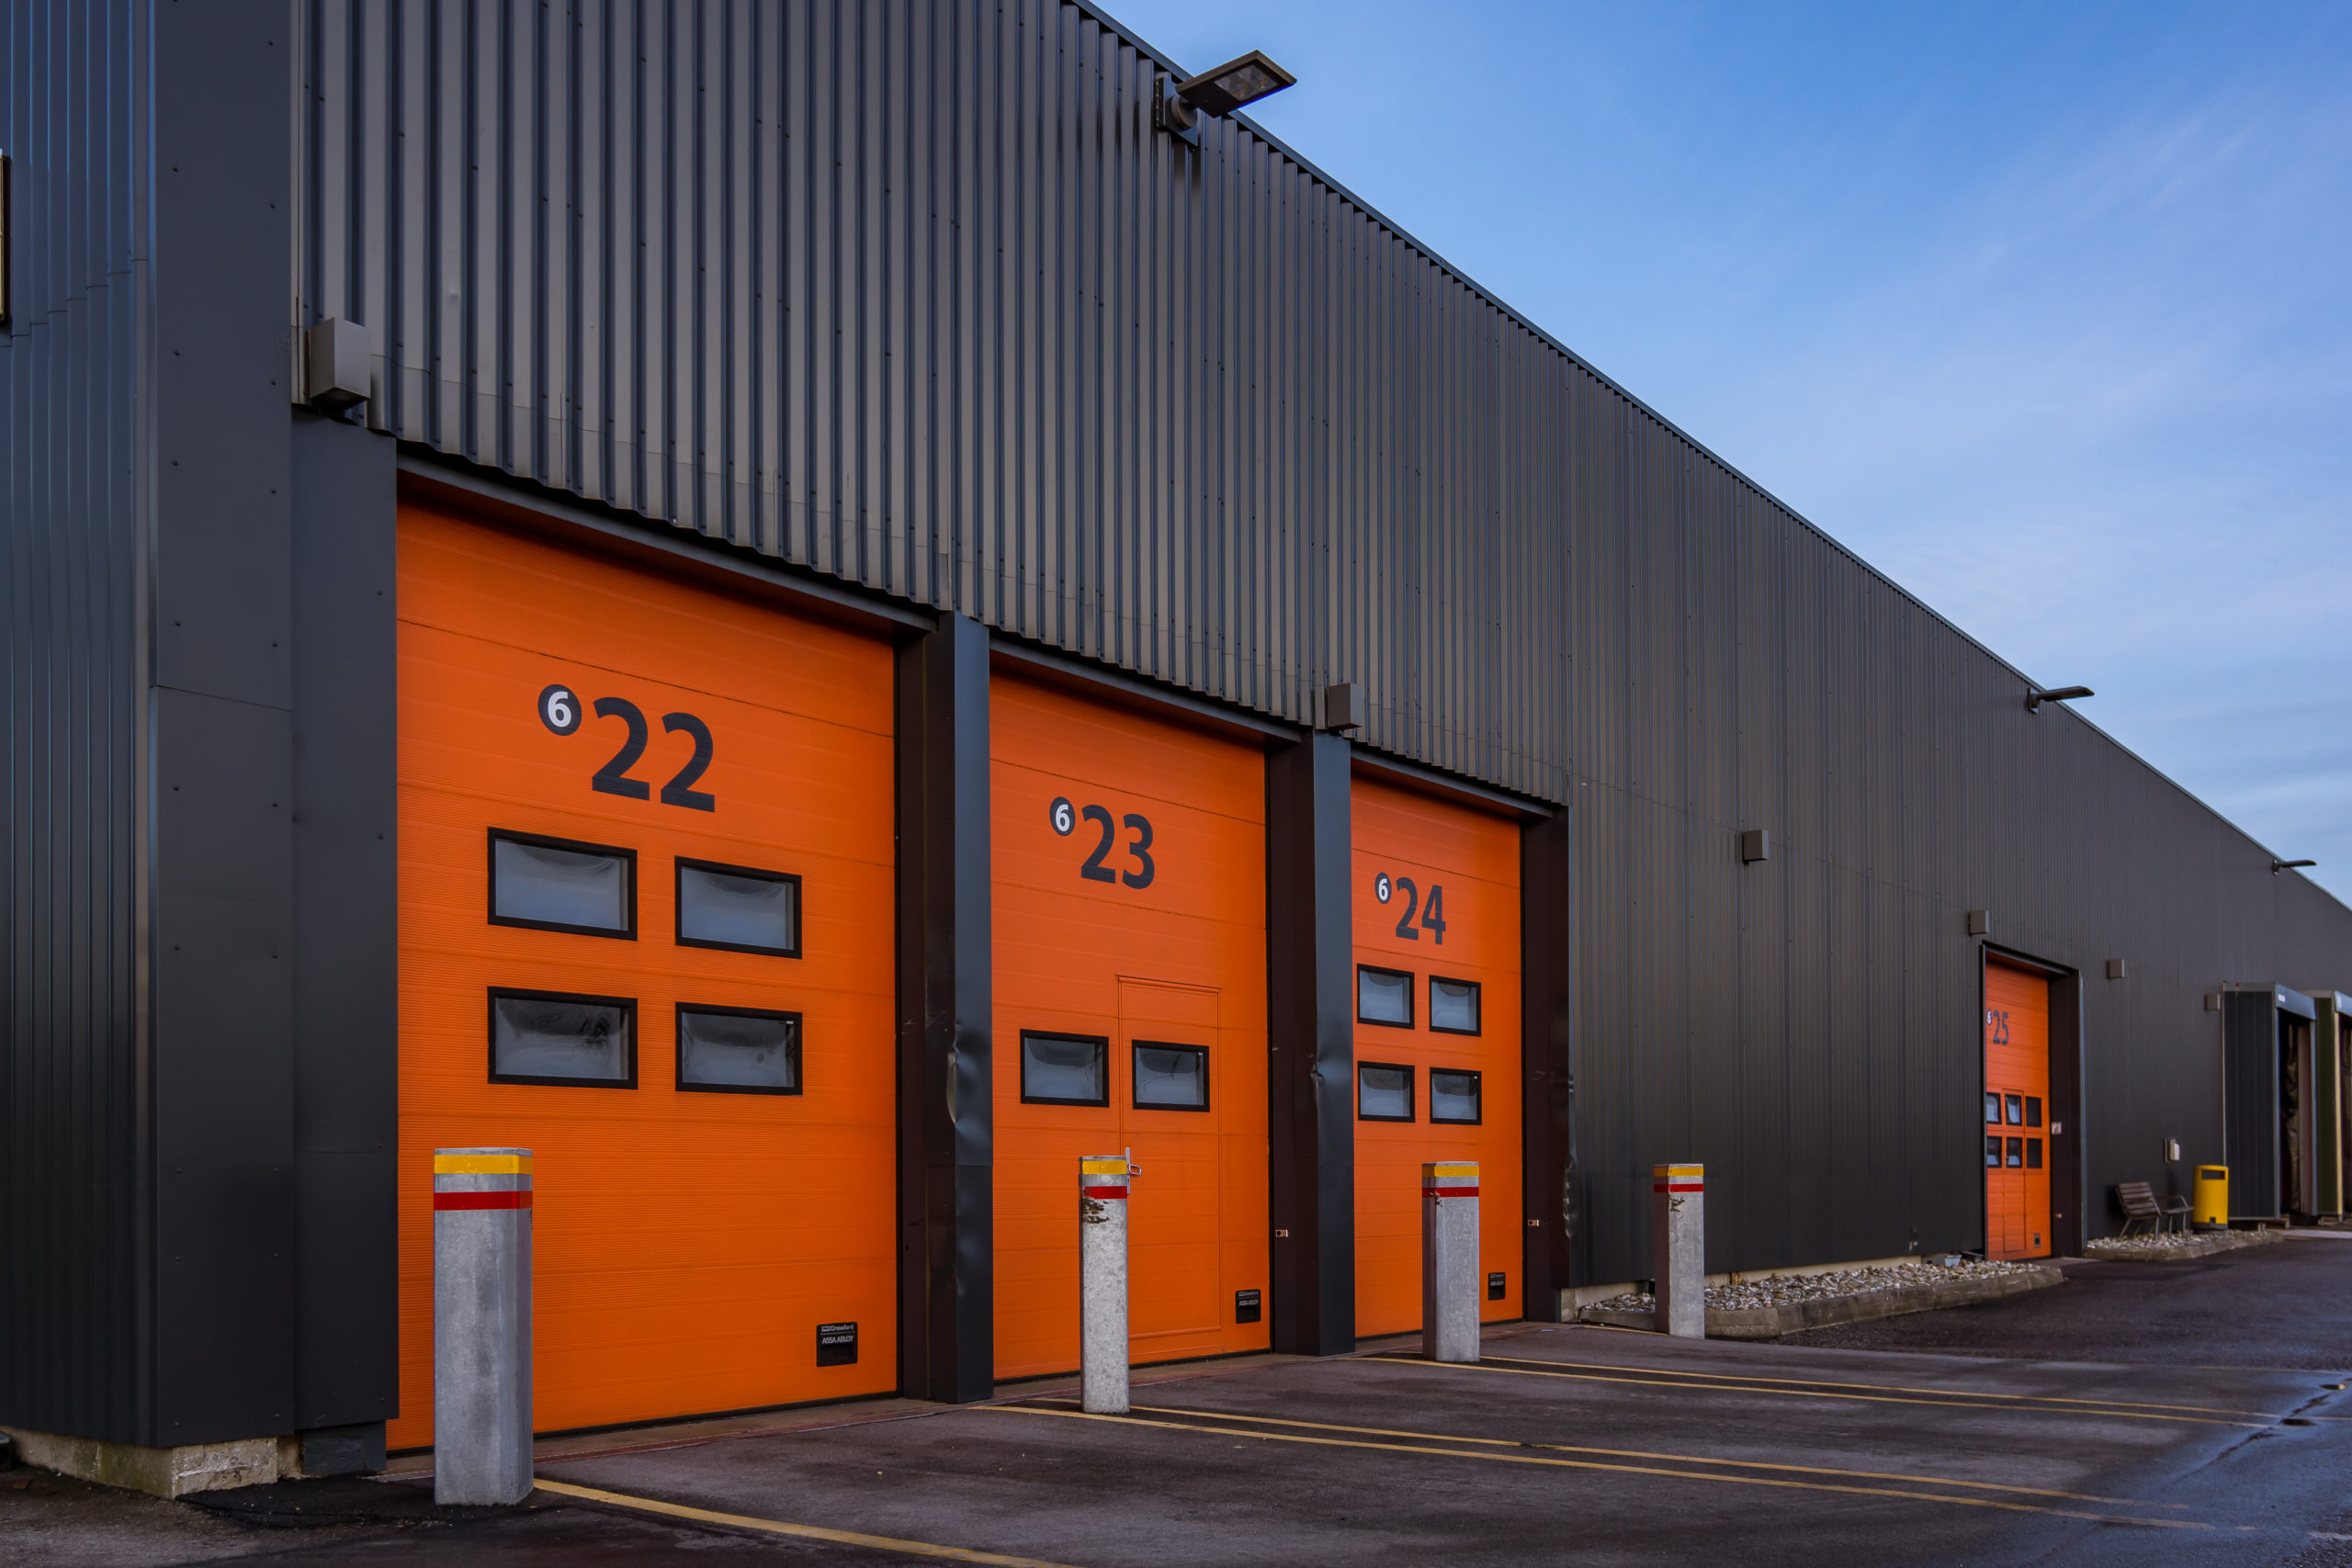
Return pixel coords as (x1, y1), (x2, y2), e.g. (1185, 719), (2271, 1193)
(2005, 1093), (2024, 1125)
(2026, 1138), (2043, 1169)
(676, 1003), (801, 1095)
(1357, 964), (1414, 1028)
(1984, 1134), (2001, 1168)
(1358, 1063), (1415, 1122)
(1022, 1032), (1109, 1107)
(2025, 1096), (2042, 1128)
(489, 988), (636, 1087)
(1983, 1090), (2000, 1124)
(675, 858), (801, 956)
(1430, 1067), (1482, 1124)
(1132, 1043), (1209, 1111)
(2006, 1136), (2024, 1168)
(489, 829), (635, 937)
(1429, 976), (1481, 1035)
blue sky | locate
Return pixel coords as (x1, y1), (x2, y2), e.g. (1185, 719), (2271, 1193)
(1109, 0), (2352, 909)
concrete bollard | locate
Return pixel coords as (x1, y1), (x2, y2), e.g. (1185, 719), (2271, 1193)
(1422, 1162), (1481, 1362)
(1652, 1163), (1704, 1338)
(434, 1148), (535, 1505)
(1079, 1156), (1131, 1415)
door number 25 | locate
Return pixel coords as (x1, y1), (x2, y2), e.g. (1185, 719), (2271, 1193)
(1050, 796), (1155, 889)
(539, 683), (716, 811)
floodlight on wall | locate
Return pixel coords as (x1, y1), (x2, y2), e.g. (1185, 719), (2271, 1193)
(1157, 50), (1297, 146)
(2273, 859), (2318, 874)
(2025, 684), (2094, 713)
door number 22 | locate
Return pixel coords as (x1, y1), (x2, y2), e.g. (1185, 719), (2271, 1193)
(1050, 796), (1155, 889)
(539, 683), (716, 811)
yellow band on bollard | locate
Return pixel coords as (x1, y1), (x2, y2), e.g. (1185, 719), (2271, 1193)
(435, 1154), (534, 1175)
(1428, 1162), (1479, 1180)
(1653, 1164), (1702, 1179)
(1080, 1157), (1129, 1176)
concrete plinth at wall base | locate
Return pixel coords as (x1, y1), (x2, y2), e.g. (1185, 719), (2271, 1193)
(2087, 1228), (2284, 1263)
(0, 1421), (384, 1499)
(0, 1427), (280, 1498)
(1576, 1264), (2066, 1339)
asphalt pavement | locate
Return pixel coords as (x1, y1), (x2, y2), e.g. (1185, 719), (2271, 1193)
(7, 1235), (2348, 1567)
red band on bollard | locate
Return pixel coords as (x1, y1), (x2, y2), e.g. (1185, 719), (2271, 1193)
(1422, 1186), (1479, 1198)
(434, 1190), (534, 1211)
(1652, 1182), (1704, 1193)
(1080, 1185), (1129, 1200)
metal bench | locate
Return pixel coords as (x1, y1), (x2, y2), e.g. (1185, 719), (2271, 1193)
(2116, 1180), (2192, 1236)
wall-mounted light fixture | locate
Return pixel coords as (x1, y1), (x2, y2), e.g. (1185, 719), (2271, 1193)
(306, 317), (370, 412)
(1739, 829), (1770, 864)
(2025, 684), (2094, 714)
(1158, 50), (1296, 146)
(1321, 682), (1363, 733)
(2273, 859), (2318, 874)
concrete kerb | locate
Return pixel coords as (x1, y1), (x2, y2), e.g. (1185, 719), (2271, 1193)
(1577, 1264), (2066, 1339)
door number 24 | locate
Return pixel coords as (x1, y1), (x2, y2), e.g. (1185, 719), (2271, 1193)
(1374, 872), (1448, 943)
(540, 683), (716, 811)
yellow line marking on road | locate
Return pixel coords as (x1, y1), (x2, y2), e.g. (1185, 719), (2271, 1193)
(978, 1406), (2204, 1529)
(1476, 1352), (2290, 1420)
(532, 1479), (1086, 1566)
(1360, 1358), (2266, 1428)
(1120, 1404), (2181, 1507)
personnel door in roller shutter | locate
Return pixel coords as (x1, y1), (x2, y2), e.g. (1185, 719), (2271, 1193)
(989, 677), (1270, 1381)
(1983, 962), (2052, 1260)
(1351, 777), (1523, 1337)
(392, 504), (897, 1446)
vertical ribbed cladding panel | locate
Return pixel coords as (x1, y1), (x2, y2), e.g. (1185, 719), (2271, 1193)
(2, 0), (151, 1440)
(300, 0), (1568, 799)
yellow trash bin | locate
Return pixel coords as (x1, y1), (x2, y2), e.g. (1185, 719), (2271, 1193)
(2192, 1165), (2229, 1230)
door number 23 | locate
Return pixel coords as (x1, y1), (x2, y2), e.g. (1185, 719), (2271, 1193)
(1050, 796), (1155, 889)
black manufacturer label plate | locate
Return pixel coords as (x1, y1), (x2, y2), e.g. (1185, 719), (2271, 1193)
(1487, 1271), (1507, 1301)
(1234, 1289), (1262, 1325)
(817, 1321), (858, 1366)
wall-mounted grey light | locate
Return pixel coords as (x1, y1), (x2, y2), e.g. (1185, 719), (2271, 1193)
(2205, 993), (2222, 1011)
(1157, 50), (1296, 146)
(2273, 858), (2317, 874)
(1739, 829), (1770, 864)
(306, 317), (370, 412)
(1967, 909), (1991, 936)
(1321, 682), (1363, 733)
(2107, 959), (2127, 980)
(2025, 684), (2094, 713)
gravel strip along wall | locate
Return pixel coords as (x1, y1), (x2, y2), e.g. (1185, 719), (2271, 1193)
(2083, 1230), (2286, 1262)
(1577, 1259), (2063, 1339)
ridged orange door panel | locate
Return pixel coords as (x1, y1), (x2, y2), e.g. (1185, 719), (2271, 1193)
(394, 505), (896, 1447)
(990, 678), (1268, 1380)
(1984, 964), (2052, 1260)
(1351, 779), (1522, 1337)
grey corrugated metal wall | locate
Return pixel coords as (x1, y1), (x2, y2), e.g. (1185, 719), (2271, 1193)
(298, 0), (1567, 797)
(298, 0), (2352, 1286)
(2, 0), (152, 1438)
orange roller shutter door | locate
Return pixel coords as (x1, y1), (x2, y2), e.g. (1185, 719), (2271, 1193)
(1983, 962), (2052, 1260)
(990, 677), (1270, 1380)
(393, 504), (897, 1446)
(1351, 778), (1523, 1337)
